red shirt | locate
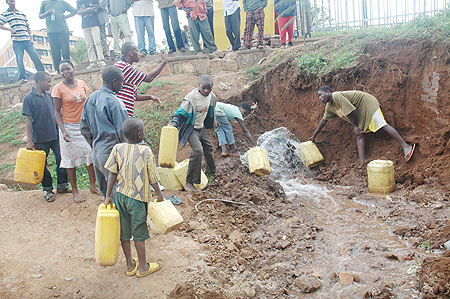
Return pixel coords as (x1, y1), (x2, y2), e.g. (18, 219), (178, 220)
(174, 0), (207, 21)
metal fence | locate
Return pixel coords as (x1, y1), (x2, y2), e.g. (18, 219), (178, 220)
(295, 0), (450, 35)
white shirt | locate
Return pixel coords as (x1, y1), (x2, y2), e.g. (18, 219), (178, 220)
(133, 0), (154, 17)
(193, 90), (211, 129)
(223, 0), (240, 16)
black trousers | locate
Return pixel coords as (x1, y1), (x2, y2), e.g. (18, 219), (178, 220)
(47, 32), (70, 71)
(225, 8), (241, 51)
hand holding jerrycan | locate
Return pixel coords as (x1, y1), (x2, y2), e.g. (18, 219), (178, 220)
(158, 126), (178, 168)
(95, 203), (120, 266)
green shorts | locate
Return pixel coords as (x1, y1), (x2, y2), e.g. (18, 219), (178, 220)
(114, 192), (150, 242)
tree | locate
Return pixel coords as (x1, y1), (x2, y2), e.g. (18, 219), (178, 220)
(70, 39), (88, 64)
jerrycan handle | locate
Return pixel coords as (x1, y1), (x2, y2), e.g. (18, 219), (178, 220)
(105, 203), (115, 209)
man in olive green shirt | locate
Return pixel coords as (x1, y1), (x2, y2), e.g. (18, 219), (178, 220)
(39, 0), (77, 71)
(311, 86), (415, 162)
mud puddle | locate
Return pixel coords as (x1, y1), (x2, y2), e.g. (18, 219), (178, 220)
(255, 128), (428, 298)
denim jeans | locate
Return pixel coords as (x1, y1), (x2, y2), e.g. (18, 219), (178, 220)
(160, 5), (185, 52)
(47, 33), (70, 71)
(225, 8), (241, 51)
(34, 140), (69, 191)
(134, 16), (156, 54)
(186, 128), (216, 184)
(216, 115), (235, 146)
(12, 40), (44, 80)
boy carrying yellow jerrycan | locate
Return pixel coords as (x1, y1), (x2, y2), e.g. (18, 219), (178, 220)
(14, 148), (46, 184)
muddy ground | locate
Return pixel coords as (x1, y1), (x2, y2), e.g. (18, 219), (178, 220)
(1, 35), (449, 298)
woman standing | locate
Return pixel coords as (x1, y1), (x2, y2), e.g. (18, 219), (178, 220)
(53, 60), (102, 203)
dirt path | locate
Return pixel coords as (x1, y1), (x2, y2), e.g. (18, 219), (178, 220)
(0, 190), (205, 299)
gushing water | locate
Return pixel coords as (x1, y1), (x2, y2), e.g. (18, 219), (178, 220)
(243, 127), (421, 298)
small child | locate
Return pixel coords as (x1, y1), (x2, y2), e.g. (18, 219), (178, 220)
(215, 102), (256, 156)
(104, 118), (164, 278)
(22, 71), (70, 202)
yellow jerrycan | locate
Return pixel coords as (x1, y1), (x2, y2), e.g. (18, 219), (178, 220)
(158, 126), (178, 168)
(247, 147), (271, 176)
(295, 141), (324, 168)
(14, 148), (46, 184)
(95, 203), (120, 266)
(367, 160), (395, 194)
(173, 159), (208, 190)
(157, 162), (184, 191)
(148, 199), (184, 234)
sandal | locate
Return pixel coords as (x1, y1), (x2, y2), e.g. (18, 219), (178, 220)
(164, 195), (182, 205)
(136, 262), (161, 278)
(126, 258), (139, 276)
(44, 191), (55, 202)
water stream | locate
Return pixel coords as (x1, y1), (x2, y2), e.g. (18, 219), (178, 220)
(246, 127), (421, 298)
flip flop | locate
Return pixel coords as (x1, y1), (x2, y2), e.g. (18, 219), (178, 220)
(136, 262), (161, 278)
(44, 191), (55, 202)
(164, 195), (182, 205)
(405, 143), (416, 163)
(126, 258), (139, 276)
(221, 152), (231, 157)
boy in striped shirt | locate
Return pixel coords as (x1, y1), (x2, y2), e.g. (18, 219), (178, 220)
(104, 117), (164, 278)
(114, 42), (167, 117)
(0, 0), (44, 84)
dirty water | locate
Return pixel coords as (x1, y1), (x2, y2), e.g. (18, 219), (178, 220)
(250, 127), (424, 298)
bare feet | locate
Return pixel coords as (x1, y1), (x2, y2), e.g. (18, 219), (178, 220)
(184, 182), (199, 192)
(221, 151), (231, 157)
(72, 191), (85, 203)
(90, 186), (102, 196)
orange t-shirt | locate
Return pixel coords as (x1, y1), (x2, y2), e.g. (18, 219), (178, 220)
(52, 79), (89, 124)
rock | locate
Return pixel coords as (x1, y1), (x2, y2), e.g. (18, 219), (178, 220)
(64, 277), (73, 281)
(219, 81), (231, 91)
(339, 272), (354, 286)
(294, 275), (322, 293)
(31, 274), (42, 279)
(393, 225), (410, 236)
(384, 252), (405, 262)
(275, 240), (291, 249)
(444, 240), (450, 250)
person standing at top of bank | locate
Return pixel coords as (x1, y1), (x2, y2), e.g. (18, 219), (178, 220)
(241, 0), (267, 49)
(311, 86), (416, 162)
(155, 0), (186, 54)
(174, 0), (217, 55)
(77, 0), (108, 70)
(114, 42), (167, 117)
(0, 0), (45, 84)
(132, 0), (156, 57)
(39, 0), (77, 72)
(223, 0), (241, 51)
(108, 0), (133, 58)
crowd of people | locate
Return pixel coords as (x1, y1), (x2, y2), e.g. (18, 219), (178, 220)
(1, 0), (298, 83)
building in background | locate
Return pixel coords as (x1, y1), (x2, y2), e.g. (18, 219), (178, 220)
(0, 29), (80, 71)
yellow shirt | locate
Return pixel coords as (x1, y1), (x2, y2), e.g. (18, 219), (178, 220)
(104, 143), (160, 202)
(323, 91), (380, 131)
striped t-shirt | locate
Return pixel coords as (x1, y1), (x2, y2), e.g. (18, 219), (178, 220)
(0, 9), (30, 42)
(113, 59), (147, 117)
(104, 143), (160, 203)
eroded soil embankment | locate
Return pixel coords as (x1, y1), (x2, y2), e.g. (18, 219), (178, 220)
(235, 38), (450, 192)
(223, 37), (450, 298)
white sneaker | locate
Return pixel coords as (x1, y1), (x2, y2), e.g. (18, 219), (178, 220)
(97, 61), (107, 67)
(86, 63), (97, 70)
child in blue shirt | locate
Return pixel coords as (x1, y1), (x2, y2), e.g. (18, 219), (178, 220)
(22, 71), (70, 202)
(215, 101), (256, 156)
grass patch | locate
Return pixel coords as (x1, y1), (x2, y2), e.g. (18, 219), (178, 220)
(246, 66), (260, 80)
(0, 109), (25, 145)
(135, 98), (182, 154)
(138, 81), (178, 94)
